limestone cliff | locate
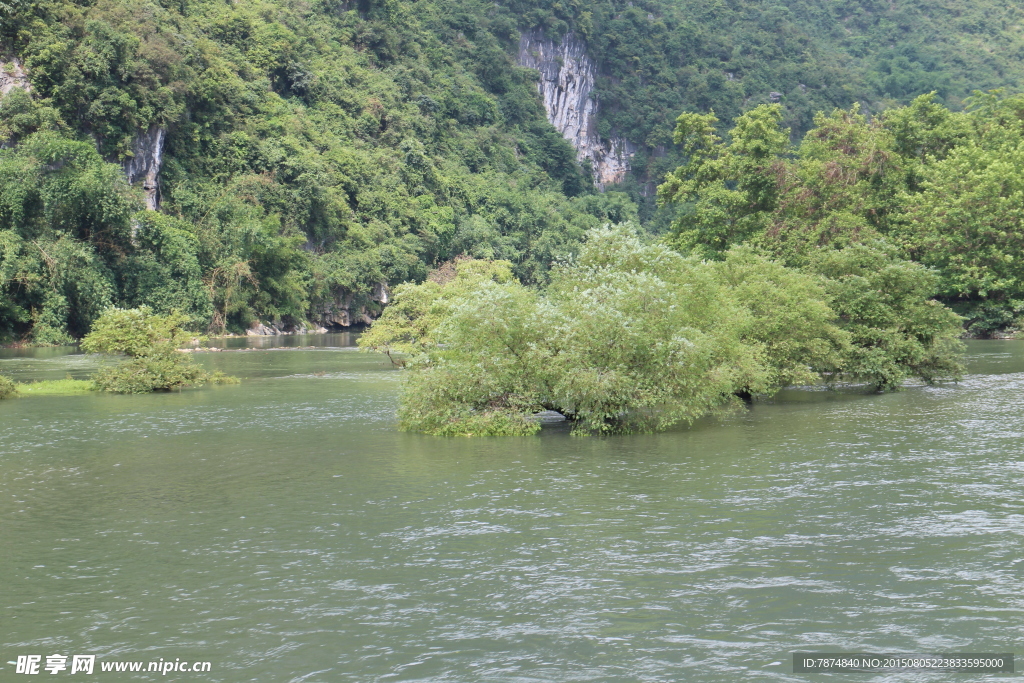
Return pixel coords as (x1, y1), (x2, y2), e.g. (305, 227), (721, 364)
(2, 58), (166, 207)
(0, 58), (31, 96)
(517, 30), (636, 189)
(309, 282), (390, 329)
(122, 125), (166, 211)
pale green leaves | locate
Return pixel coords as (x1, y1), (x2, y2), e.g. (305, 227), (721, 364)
(365, 225), (945, 436)
(81, 306), (228, 393)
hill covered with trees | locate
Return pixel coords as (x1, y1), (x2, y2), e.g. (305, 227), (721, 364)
(660, 94), (1024, 335)
(3, 0), (1024, 343)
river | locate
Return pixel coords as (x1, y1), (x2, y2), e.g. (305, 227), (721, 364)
(1, 336), (1022, 681)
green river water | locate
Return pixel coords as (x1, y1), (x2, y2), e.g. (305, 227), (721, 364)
(1, 336), (1022, 682)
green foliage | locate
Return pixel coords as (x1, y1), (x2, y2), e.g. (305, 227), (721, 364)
(358, 256), (517, 364)
(0, 132), (130, 342)
(809, 244), (965, 390)
(394, 276), (547, 436)
(658, 105), (790, 258)
(368, 225), (940, 436)
(659, 105), (966, 384)
(210, 370), (241, 385)
(710, 246), (847, 390)
(81, 306), (211, 392)
(896, 93), (1024, 333)
(539, 227), (761, 433)
(374, 227), (764, 435)
(90, 354), (209, 394)
(81, 306), (193, 357)
(659, 91), (1024, 336)
(0, 373), (17, 399)
(121, 212), (213, 325)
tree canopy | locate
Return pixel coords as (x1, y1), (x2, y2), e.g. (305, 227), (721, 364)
(659, 92), (1024, 335)
(362, 226), (963, 436)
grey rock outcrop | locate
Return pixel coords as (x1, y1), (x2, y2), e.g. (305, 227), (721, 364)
(0, 58), (31, 96)
(247, 322), (282, 336)
(311, 282), (390, 328)
(246, 321), (329, 336)
(517, 30), (636, 189)
(123, 125), (166, 211)
(2, 60), (169, 210)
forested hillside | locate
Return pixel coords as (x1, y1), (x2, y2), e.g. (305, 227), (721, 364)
(3, 0), (1024, 343)
(535, 0), (1024, 194)
(0, 0), (620, 343)
(660, 93), (1024, 335)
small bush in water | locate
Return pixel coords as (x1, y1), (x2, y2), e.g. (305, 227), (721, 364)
(82, 307), (237, 393)
(0, 374), (17, 399)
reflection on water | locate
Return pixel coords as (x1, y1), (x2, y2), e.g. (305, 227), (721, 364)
(1, 337), (1023, 682)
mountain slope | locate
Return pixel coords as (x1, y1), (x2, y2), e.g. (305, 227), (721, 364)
(3, 0), (1024, 341)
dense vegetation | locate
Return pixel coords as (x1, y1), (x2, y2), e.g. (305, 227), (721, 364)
(82, 306), (235, 392)
(5, 0), (1024, 343)
(0, 0), (632, 343)
(360, 226), (964, 435)
(502, 0), (1024, 196)
(660, 94), (1024, 335)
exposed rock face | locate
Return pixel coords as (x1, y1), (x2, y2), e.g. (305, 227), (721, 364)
(310, 282), (390, 329)
(0, 58), (31, 96)
(517, 30), (636, 189)
(246, 321), (329, 336)
(123, 125), (166, 211)
(595, 137), (638, 188)
(2, 60), (169, 208)
(518, 31), (596, 156)
(247, 322), (282, 336)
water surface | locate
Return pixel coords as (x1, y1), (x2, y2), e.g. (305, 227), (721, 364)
(1, 339), (1022, 681)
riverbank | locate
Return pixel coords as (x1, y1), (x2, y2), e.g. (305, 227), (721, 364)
(179, 346), (324, 352)
(2, 321), (1019, 351)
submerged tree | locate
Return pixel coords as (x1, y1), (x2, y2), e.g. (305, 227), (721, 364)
(809, 243), (965, 389)
(362, 225), (961, 436)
